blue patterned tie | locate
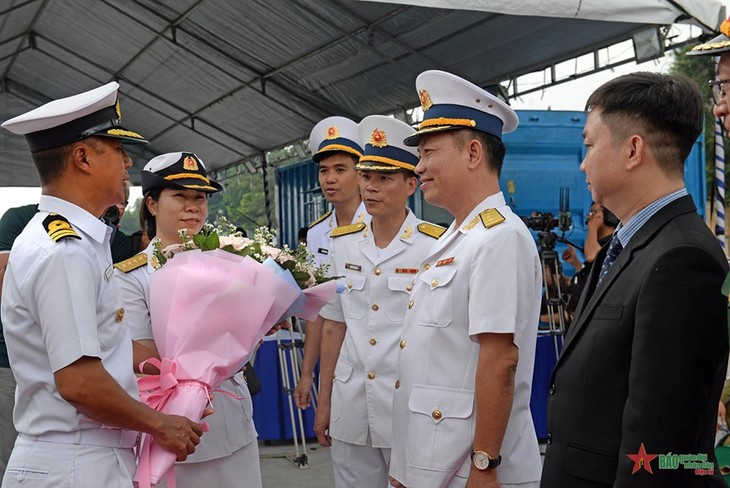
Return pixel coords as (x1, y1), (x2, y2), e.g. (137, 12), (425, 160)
(598, 235), (623, 284)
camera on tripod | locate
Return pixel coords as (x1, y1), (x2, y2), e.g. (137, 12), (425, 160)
(521, 188), (573, 251)
(521, 188), (575, 336)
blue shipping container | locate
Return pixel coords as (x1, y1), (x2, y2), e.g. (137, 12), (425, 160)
(276, 110), (707, 261)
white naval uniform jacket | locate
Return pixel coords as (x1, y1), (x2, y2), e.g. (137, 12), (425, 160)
(320, 209), (438, 448)
(114, 243), (258, 463)
(2, 196), (139, 436)
(307, 201), (369, 268)
(389, 193), (543, 487)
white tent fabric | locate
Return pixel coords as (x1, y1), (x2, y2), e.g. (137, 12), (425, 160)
(362, 0), (724, 31)
(0, 0), (724, 187)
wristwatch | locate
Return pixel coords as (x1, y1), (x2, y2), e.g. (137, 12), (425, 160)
(472, 450), (501, 470)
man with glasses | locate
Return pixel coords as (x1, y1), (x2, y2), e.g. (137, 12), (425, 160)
(541, 71), (729, 487)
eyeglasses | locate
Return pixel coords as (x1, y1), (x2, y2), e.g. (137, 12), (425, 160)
(710, 79), (730, 106)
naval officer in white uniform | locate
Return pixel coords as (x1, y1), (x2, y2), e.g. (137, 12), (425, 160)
(1, 83), (203, 488)
(294, 116), (370, 410)
(388, 71), (543, 488)
(316, 115), (443, 487)
(114, 152), (262, 488)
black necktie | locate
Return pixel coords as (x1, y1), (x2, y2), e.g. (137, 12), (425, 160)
(598, 235), (623, 284)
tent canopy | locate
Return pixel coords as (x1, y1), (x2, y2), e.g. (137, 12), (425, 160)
(0, 0), (723, 186)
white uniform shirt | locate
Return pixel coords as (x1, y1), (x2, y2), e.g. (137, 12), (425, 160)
(307, 201), (369, 268)
(2, 195), (138, 435)
(389, 192), (543, 486)
(114, 242), (258, 463)
(320, 209), (437, 447)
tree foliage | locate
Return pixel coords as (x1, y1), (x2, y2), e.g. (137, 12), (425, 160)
(669, 46), (718, 201)
(207, 171), (275, 236)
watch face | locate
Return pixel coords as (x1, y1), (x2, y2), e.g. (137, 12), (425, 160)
(473, 451), (491, 470)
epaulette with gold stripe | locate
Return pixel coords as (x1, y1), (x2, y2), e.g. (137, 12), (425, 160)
(308, 210), (332, 229)
(330, 222), (366, 238)
(42, 213), (80, 243)
(114, 253), (148, 273)
(417, 222), (446, 239)
(479, 208), (505, 228)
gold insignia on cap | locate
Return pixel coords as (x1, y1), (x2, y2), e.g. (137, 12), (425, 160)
(419, 89), (433, 111)
(722, 18), (730, 37)
(43, 213), (81, 243)
(400, 225), (412, 239)
(115, 308), (125, 322)
(183, 156), (199, 171)
(326, 125), (340, 140)
(370, 128), (387, 148)
(115, 98), (122, 120)
(479, 208), (506, 228)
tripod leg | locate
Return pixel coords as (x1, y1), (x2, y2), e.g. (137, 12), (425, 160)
(277, 333), (302, 465)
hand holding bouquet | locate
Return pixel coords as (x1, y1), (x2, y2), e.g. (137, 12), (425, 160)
(135, 219), (338, 487)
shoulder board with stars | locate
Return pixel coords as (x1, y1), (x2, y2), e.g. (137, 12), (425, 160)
(417, 222), (446, 239)
(308, 210), (333, 229)
(114, 252), (148, 273)
(330, 222), (366, 238)
(479, 209), (505, 229)
(42, 213), (81, 243)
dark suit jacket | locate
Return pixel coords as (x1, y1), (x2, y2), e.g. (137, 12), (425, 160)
(541, 195), (730, 487)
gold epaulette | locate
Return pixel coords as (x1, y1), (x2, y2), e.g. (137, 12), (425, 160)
(114, 253), (148, 273)
(330, 222), (366, 238)
(479, 209), (505, 229)
(417, 222), (446, 239)
(42, 213), (81, 243)
(308, 210), (332, 229)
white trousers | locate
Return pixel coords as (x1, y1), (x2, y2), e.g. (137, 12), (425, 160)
(2, 436), (136, 488)
(331, 432), (390, 488)
(0, 367), (16, 480)
(154, 439), (262, 488)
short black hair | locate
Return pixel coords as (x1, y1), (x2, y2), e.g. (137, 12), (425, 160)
(585, 72), (703, 176)
(452, 129), (506, 177)
(31, 136), (107, 186)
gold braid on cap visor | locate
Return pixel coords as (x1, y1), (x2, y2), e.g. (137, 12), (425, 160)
(106, 128), (146, 139)
(317, 144), (363, 158)
(164, 173), (211, 185)
(418, 117), (477, 130)
(356, 155), (415, 172)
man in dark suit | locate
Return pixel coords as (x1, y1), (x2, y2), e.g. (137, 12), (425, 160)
(541, 72), (730, 487)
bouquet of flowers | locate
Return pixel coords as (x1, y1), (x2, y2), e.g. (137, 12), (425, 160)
(135, 219), (338, 488)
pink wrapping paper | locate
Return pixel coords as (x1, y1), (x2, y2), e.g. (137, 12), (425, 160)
(134, 249), (304, 487)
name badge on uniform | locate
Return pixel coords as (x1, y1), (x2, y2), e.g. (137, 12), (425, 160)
(344, 263), (361, 272)
(318, 248), (328, 255)
(436, 257), (455, 267)
(104, 265), (114, 282)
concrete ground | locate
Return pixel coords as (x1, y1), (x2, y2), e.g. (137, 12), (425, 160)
(258, 439), (547, 487)
(259, 439), (335, 487)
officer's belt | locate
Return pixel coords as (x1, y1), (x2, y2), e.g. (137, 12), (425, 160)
(19, 428), (139, 449)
